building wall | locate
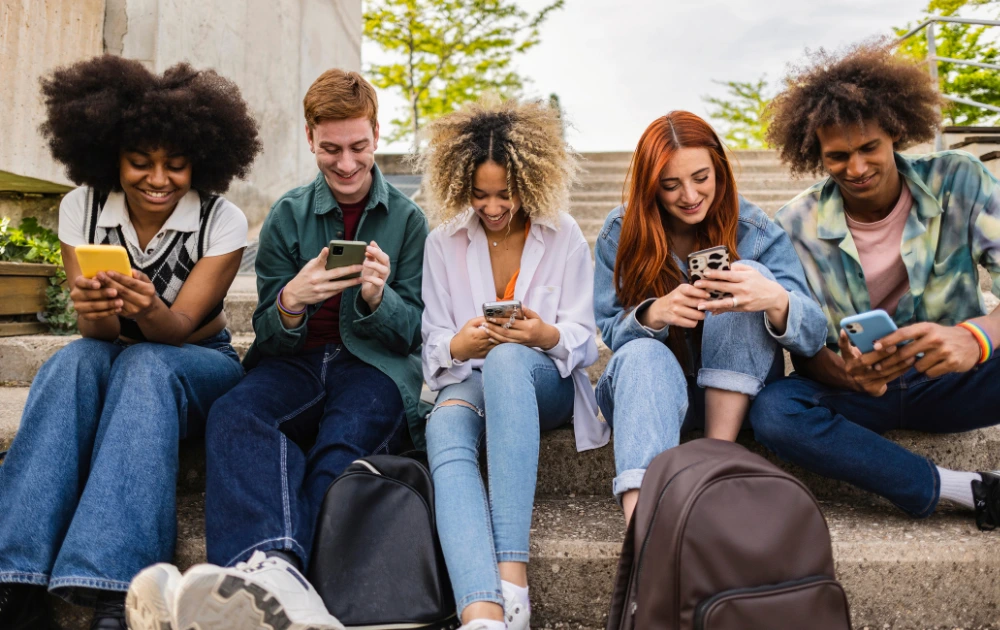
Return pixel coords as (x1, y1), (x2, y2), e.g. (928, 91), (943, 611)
(0, 0), (106, 189)
(1, 0), (362, 227)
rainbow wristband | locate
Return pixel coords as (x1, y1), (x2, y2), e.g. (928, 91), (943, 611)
(277, 287), (306, 318)
(958, 321), (993, 364)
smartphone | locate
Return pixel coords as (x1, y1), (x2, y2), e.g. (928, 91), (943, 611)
(687, 245), (732, 299)
(74, 244), (132, 279)
(483, 300), (523, 320)
(840, 310), (900, 354)
(325, 240), (368, 278)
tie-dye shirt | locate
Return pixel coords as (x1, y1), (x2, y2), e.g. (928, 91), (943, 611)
(775, 151), (1000, 349)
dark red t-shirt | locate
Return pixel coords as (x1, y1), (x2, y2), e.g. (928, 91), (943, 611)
(304, 196), (367, 349)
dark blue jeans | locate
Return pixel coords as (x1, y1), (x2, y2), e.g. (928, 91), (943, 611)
(749, 357), (1000, 517)
(204, 344), (407, 568)
(0, 332), (242, 605)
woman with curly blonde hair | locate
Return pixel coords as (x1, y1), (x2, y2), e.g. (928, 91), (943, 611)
(418, 96), (603, 630)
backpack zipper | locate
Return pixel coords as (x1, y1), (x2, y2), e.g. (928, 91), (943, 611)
(692, 576), (837, 630)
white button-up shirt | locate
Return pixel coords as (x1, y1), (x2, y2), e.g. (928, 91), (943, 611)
(421, 208), (608, 452)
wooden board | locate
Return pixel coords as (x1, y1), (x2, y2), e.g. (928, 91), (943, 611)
(0, 275), (48, 315)
(0, 262), (58, 277)
(0, 321), (47, 337)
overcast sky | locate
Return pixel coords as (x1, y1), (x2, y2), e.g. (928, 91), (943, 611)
(365, 0), (933, 152)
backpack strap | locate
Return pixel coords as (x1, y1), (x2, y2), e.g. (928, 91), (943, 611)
(606, 515), (637, 630)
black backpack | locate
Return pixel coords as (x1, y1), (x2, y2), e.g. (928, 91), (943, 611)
(308, 453), (459, 630)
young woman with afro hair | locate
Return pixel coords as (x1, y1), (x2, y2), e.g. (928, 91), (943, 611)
(0, 54), (260, 630)
(417, 96), (600, 630)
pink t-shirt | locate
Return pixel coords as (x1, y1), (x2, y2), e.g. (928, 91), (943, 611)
(845, 184), (913, 316)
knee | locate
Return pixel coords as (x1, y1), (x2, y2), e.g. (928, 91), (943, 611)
(482, 343), (537, 379)
(39, 338), (115, 383)
(424, 404), (481, 464)
(112, 343), (177, 385)
(608, 338), (684, 383)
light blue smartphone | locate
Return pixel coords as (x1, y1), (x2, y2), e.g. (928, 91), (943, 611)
(840, 310), (899, 354)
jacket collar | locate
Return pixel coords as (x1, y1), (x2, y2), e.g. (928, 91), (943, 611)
(311, 163), (389, 216)
(816, 152), (942, 242)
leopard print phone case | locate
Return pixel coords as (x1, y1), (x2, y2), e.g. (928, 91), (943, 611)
(687, 245), (733, 299)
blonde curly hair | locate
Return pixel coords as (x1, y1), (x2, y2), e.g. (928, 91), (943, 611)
(414, 95), (577, 225)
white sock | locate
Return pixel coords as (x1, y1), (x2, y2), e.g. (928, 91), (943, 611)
(501, 580), (530, 610)
(937, 467), (982, 510)
(462, 619), (506, 630)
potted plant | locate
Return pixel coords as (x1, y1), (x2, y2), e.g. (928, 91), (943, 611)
(0, 217), (76, 336)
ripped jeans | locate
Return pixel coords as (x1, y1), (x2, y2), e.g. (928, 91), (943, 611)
(424, 344), (574, 615)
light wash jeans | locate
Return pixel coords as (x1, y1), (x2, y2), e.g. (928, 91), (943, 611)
(425, 343), (574, 614)
(0, 332), (243, 606)
(596, 265), (784, 498)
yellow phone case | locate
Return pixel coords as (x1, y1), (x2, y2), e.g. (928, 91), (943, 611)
(75, 245), (132, 279)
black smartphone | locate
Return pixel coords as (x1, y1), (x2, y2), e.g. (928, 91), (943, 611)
(325, 240), (368, 278)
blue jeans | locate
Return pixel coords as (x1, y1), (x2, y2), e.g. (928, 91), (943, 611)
(425, 344), (574, 614)
(204, 344), (407, 568)
(596, 304), (782, 498)
(749, 357), (1000, 517)
(0, 332), (242, 605)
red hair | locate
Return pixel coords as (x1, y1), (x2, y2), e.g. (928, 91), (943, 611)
(614, 111), (740, 363)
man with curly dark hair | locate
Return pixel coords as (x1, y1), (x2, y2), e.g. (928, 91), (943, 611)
(0, 54), (260, 630)
(131, 69), (429, 630)
(749, 45), (1000, 530)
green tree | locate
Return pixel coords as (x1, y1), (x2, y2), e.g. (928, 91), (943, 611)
(364, 0), (564, 144)
(896, 0), (1000, 125)
(702, 77), (772, 149)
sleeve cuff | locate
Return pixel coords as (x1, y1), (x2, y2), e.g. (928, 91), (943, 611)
(633, 298), (670, 338)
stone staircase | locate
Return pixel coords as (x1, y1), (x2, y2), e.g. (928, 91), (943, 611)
(2, 150), (999, 629)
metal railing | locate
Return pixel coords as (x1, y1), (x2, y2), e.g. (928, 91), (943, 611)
(895, 16), (1000, 150)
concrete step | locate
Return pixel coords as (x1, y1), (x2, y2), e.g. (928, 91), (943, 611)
(49, 495), (1000, 629)
(3, 380), (999, 505)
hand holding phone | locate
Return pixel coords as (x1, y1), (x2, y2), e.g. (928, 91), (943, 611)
(325, 240), (368, 277)
(483, 300), (523, 324)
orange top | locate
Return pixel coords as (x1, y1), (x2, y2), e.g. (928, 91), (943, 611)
(497, 219), (532, 300)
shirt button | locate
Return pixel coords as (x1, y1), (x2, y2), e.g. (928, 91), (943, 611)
(857, 272), (863, 278)
(336, 231), (344, 238)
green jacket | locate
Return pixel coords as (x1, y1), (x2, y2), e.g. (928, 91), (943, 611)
(244, 165), (431, 448)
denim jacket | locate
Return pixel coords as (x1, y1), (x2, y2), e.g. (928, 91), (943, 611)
(593, 197), (827, 359)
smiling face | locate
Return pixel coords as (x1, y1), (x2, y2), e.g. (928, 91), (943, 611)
(307, 117), (379, 205)
(471, 160), (522, 234)
(119, 147), (193, 217)
(656, 146), (716, 231)
(816, 121), (899, 210)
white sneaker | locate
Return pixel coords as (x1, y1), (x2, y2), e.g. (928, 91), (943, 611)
(502, 582), (530, 630)
(173, 551), (344, 630)
(126, 562), (182, 630)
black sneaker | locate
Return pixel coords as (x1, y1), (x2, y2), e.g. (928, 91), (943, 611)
(0, 583), (50, 630)
(972, 471), (1000, 531)
(90, 591), (127, 630)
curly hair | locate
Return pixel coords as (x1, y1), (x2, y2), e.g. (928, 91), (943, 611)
(766, 43), (943, 175)
(414, 95), (577, 224)
(40, 54), (262, 193)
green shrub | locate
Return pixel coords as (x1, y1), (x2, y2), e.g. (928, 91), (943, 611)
(0, 217), (77, 334)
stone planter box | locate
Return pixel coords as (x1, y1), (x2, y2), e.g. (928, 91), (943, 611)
(0, 261), (58, 336)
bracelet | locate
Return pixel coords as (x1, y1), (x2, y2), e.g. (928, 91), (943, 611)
(958, 321), (993, 364)
(277, 287), (306, 318)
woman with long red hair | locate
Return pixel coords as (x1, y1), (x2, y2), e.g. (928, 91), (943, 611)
(593, 111), (827, 522)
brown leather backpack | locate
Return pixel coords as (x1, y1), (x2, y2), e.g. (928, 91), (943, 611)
(606, 438), (852, 630)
